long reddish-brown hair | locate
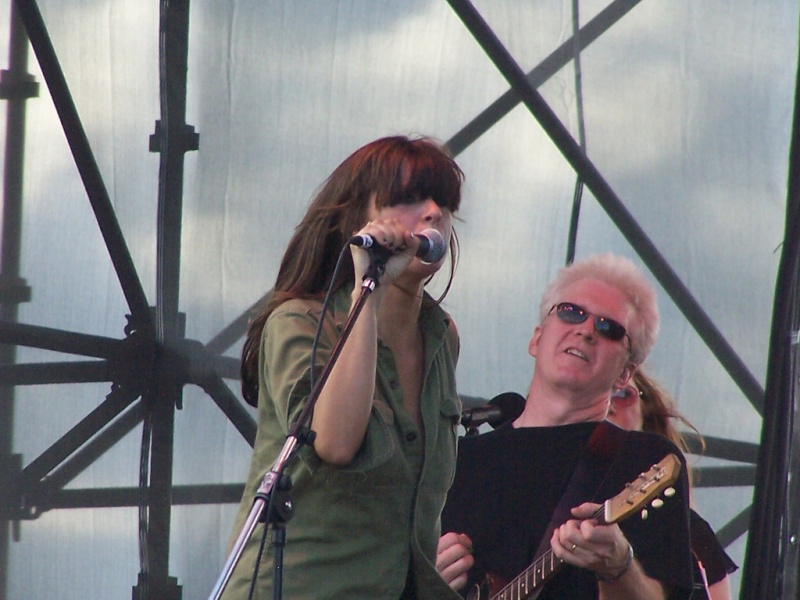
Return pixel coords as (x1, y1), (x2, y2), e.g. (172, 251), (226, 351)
(240, 136), (464, 406)
(634, 369), (706, 486)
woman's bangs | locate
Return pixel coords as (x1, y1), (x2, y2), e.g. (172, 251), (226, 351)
(400, 153), (462, 211)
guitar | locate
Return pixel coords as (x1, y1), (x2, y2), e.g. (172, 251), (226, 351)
(466, 453), (681, 600)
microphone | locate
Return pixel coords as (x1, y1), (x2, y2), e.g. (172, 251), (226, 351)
(460, 392), (526, 430)
(349, 228), (446, 263)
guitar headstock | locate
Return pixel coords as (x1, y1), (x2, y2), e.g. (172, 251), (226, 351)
(602, 453), (681, 524)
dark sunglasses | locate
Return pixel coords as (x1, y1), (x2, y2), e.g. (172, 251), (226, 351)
(550, 302), (632, 349)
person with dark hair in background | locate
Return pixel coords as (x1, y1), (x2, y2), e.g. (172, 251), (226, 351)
(437, 254), (695, 599)
(608, 369), (738, 600)
(222, 136), (465, 599)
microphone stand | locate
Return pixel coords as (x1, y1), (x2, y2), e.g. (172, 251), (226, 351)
(208, 254), (389, 600)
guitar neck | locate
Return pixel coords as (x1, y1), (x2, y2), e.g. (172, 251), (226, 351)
(491, 550), (563, 600)
(491, 506), (606, 600)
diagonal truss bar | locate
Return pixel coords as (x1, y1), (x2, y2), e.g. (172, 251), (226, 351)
(12, 0), (153, 333)
(445, 0), (765, 416)
(180, 338), (256, 444)
(204, 294), (268, 356)
(208, 355), (240, 380)
(197, 373), (256, 446)
(35, 400), (145, 496)
(204, 314), (250, 357)
(20, 386), (139, 487)
(447, 0), (643, 156)
(716, 506), (751, 548)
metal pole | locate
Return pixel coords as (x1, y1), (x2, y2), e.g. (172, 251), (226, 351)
(0, 3), (37, 599)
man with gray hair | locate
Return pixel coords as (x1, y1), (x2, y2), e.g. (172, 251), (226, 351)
(438, 253), (695, 599)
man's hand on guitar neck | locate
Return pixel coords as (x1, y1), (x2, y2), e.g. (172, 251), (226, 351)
(436, 532), (474, 591)
(552, 502), (670, 600)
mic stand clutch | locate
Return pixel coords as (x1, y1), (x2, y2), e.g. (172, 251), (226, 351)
(207, 428), (310, 600)
(208, 253), (389, 600)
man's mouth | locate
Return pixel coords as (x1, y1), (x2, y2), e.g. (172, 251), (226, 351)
(565, 348), (588, 361)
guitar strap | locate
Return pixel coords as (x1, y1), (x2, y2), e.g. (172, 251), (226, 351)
(532, 420), (631, 560)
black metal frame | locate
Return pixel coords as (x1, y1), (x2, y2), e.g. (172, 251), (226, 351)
(0, 0), (793, 598)
(0, 1), (253, 599)
(739, 30), (800, 598)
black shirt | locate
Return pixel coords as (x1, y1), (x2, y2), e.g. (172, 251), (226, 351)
(690, 510), (738, 585)
(441, 421), (695, 599)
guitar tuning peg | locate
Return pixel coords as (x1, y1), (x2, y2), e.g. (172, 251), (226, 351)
(651, 498), (664, 509)
(641, 508), (649, 520)
(663, 487), (676, 497)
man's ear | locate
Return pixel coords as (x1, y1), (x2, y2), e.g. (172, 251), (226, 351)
(615, 363), (638, 388)
(528, 326), (543, 358)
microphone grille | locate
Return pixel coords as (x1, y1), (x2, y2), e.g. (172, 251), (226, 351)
(419, 228), (447, 263)
(488, 392), (526, 427)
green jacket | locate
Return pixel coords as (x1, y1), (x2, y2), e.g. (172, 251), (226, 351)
(222, 286), (463, 599)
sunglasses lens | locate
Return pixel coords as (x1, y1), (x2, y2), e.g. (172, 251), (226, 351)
(554, 303), (628, 344)
(555, 303), (587, 324)
(595, 318), (626, 341)
(612, 386), (640, 405)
